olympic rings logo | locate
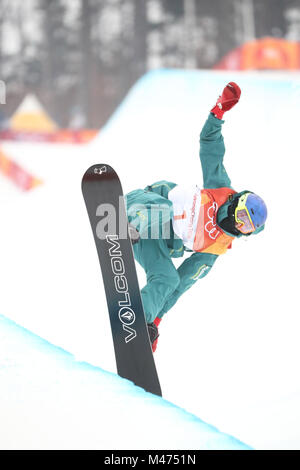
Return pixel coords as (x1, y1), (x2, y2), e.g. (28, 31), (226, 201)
(205, 202), (220, 240)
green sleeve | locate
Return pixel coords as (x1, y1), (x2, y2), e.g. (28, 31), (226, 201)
(200, 113), (232, 189)
(157, 252), (218, 318)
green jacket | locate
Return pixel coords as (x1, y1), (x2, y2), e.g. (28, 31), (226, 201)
(126, 114), (263, 320)
(155, 113), (263, 317)
(139, 114), (225, 316)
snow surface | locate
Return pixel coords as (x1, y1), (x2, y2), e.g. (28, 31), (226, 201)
(0, 314), (249, 450)
(1, 69), (300, 449)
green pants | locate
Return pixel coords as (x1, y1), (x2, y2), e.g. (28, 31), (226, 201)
(125, 181), (183, 323)
(133, 237), (180, 323)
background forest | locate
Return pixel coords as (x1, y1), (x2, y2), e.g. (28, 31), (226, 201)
(0, 0), (300, 128)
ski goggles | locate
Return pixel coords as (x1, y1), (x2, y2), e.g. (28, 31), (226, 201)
(234, 193), (255, 234)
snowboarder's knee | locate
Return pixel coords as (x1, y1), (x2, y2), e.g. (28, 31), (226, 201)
(166, 270), (180, 292)
(147, 268), (179, 294)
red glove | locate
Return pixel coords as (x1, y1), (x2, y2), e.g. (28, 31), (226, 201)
(211, 82), (241, 120)
(152, 317), (161, 353)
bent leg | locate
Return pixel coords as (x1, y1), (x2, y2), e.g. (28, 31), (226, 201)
(133, 238), (180, 323)
(125, 188), (173, 240)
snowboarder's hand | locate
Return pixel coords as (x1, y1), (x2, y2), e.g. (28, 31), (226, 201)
(211, 82), (241, 120)
(128, 223), (140, 245)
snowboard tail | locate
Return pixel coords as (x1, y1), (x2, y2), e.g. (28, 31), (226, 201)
(82, 164), (162, 396)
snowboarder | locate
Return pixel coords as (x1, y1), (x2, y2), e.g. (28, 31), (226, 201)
(125, 82), (267, 352)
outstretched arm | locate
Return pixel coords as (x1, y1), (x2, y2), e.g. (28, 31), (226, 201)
(157, 252), (218, 318)
(200, 114), (230, 189)
(200, 82), (241, 190)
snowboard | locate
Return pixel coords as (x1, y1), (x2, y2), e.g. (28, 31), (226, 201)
(82, 164), (162, 397)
